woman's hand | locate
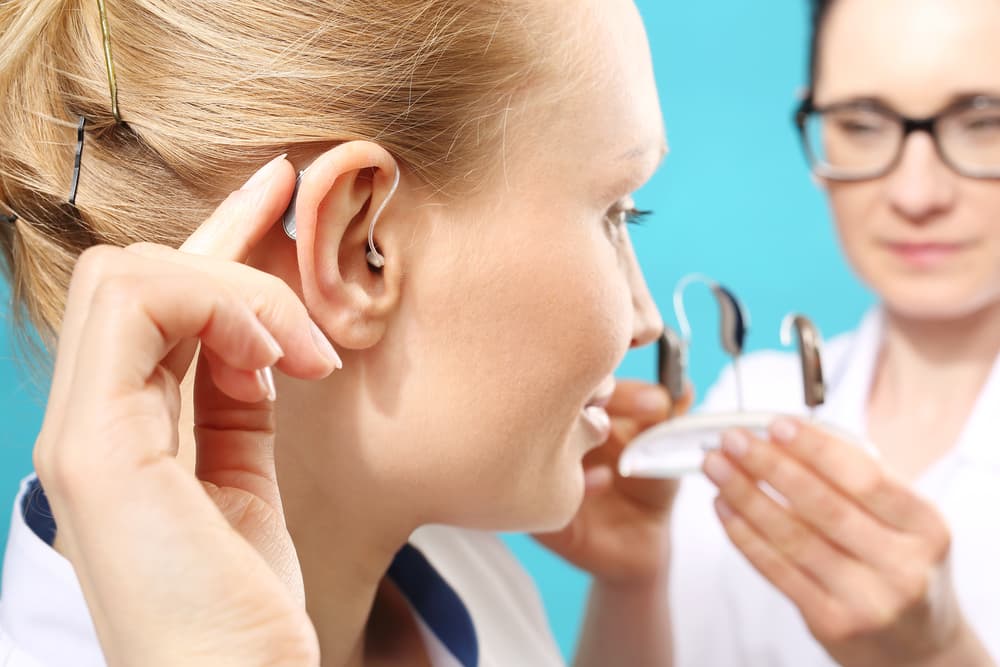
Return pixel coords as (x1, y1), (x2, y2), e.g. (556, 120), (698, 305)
(33, 156), (340, 667)
(704, 418), (994, 667)
(534, 380), (692, 586)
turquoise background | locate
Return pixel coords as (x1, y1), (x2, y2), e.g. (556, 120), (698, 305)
(0, 0), (874, 660)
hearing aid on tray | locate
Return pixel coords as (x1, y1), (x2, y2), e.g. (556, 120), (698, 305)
(618, 308), (876, 479)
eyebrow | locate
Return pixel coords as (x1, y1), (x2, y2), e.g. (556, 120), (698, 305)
(818, 91), (1000, 115)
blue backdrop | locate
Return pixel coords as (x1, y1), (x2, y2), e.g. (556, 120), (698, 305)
(0, 1), (874, 660)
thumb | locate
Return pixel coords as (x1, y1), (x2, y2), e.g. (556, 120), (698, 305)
(607, 380), (671, 427)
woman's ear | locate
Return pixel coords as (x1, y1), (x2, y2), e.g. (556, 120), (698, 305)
(290, 141), (405, 350)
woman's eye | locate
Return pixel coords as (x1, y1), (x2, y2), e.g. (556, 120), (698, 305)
(623, 207), (652, 226)
(604, 200), (652, 243)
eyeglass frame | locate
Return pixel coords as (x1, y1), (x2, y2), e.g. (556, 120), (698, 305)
(793, 93), (1000, 181)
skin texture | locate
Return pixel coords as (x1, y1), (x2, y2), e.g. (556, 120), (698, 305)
(258, 2), (670, 663)
(700, 1), (999, 665)
(40, 1), (678, 665)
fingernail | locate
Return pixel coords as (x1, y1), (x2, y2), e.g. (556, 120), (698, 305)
(257, 367), (277, 402)
(770, 418), (799, 444)
(309, 320), (343, 369)
(703, 452), (733, 484)
(241, 153), (288, 191)
(253, 320), (284, 360)
(635, 386), (669, 415)
(721, 430), (750, 458)
(715, 496), (735, 521)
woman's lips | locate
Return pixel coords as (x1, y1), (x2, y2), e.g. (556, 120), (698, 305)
(580, 381), (615, 445)
(882, 240), (973, 268)
(580, 404), (612, 444)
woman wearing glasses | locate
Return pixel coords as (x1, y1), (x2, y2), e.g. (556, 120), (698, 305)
(667, 0), (1000, 665)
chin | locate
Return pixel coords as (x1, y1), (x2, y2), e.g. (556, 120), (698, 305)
(878, 280), (998, 321)
(492, 457), (586, 534)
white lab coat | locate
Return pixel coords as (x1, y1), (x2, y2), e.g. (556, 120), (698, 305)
(671, 308), (1000, 666)
(0, 478), (503, 667)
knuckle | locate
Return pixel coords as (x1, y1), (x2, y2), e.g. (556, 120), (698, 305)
(814, 487), (850, 527)
(776, 520), (815, 562)
(814, 611), (856, 644)
(91, 274), (142, 313)
(124, 241), (165, 256)
(923, 512), (953, 562)
(848, 467), (886, 504)
(74, 245), (118, 279)
(897, 569), (932, 607)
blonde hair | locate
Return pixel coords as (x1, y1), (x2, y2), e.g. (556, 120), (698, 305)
(0, 0), (545, 355)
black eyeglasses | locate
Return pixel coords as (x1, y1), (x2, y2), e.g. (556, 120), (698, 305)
(794, 94), (1000, 181)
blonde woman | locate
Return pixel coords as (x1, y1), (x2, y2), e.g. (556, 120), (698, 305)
(0, 0), (680, 665)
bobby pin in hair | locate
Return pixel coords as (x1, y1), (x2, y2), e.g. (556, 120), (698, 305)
(68, 116), (86, 206)
(96, 0), (121, 123)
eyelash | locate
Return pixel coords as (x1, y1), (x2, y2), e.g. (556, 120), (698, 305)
(623, 207), (652, 226)
(605, 202), (653, 232)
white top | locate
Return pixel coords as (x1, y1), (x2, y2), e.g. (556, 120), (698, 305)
(671, 309), (1000, 666)
(0, 479), (562, 666)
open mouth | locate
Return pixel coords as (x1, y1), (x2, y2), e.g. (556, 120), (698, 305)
(580, 380), (615, 444)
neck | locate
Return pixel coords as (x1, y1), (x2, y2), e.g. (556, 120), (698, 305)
(275, 373), (420, 667)
(872, 301), (1000, 417)
(176, 370), (422, 667)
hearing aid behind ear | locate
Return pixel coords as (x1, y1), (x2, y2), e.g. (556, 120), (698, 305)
(781, 313), (826, 409)
(658, 327), (687, 402)
(672, 274), (751, 409)
(281, 164), (400, 270)
(281, 171), (304, 241)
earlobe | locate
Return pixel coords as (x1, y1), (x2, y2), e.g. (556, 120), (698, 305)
(283, 141), (405, 351)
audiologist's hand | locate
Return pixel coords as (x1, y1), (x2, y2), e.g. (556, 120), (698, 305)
(33, 156), (340, 667)
(704, 419), (995, 667)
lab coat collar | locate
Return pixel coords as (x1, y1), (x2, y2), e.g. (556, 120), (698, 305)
(816, 307), (883, 438)
(0, 475), (478, 667)
(817, 307), (1000, 471)
(0, 476), (105, 667)
(951, 348), (1000, 470)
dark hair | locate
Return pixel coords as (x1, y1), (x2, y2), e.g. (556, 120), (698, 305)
(807, 0), (836, 90)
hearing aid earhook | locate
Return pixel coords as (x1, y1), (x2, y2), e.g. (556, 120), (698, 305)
(282, 164), (401, 270)
(780, 313), (826, 409)
(673, 273), (751, 410)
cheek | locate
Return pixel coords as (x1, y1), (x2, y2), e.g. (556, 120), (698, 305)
(392, 213), (631, 523)
(827, 186), (878, 271)
(827, 184), (1000, 316)
(415, 216), (629, 420)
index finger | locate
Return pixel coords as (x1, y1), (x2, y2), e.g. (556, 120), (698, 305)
(180, 155), (296, 261)
(606, 380), (694, 425)
(770, 418), (944, 536)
